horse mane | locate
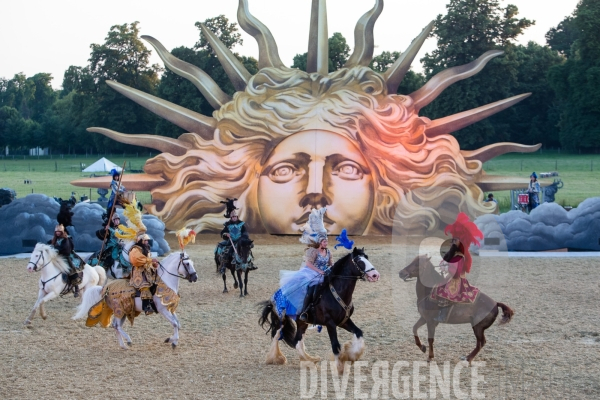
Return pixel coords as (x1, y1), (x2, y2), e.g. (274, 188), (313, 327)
(330, 252), (353, 273)
(415, 254), (445, 285)
(35, 243), (70, 273)
(161, 252), (183, 264)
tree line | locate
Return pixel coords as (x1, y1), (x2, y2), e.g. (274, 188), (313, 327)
(0, 0), (598, 153)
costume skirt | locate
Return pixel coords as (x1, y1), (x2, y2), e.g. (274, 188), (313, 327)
(273, 265), (323, 319)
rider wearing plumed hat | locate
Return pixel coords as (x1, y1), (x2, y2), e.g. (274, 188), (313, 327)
(107, 168), (126, 210)
(433, 213), (484, 322)
(49, 203), (84, 297)
(272, 208), (334, 322)
(120, 202), (158, 315)
(94, 212), (132, 276)
(215, 199), (257, 272)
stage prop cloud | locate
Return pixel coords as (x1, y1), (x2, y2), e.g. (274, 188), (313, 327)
(475, 197), (600, 251)
(0, 194), (169, 255)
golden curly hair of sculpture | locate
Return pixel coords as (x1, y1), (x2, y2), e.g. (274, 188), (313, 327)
(145, 66), (494, 234)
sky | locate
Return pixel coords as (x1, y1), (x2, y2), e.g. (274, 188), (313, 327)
(0, 0), (580, 89)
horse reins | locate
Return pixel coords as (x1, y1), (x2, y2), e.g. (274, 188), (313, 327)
(29, 250), (62, 290)
(329, 284), (353, 326)
(158, 253), (193, 280)
(328, 255), (374, 326)
(329, 255), (374, 281)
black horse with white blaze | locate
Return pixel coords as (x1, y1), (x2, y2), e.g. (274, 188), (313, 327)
(259, 247), (379, 373)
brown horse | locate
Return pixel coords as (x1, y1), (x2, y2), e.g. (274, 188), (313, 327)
(398, 255), (514, 364)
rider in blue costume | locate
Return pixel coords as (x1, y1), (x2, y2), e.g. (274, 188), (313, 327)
(107, 168), (125, 211)
(94, 213), (133, 277)
(215, 199), (257, 272)
(272, 208), (333, 322)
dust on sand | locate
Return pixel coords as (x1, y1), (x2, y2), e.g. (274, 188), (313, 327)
(1, 234), (598, 399)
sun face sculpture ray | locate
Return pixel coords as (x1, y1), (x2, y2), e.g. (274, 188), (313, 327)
(73, 0), (540, 235)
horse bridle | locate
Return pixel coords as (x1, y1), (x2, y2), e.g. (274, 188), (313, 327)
(330, 255), (374, 281)
(159, 252), (194, 280)
(28, 251), (52, 272)
(28, 250), (62, 289)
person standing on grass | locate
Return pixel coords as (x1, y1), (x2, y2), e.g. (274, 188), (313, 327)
(528, 172), (541, 211)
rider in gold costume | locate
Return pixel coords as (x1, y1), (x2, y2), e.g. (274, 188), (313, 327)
(129, 233), (158, 315)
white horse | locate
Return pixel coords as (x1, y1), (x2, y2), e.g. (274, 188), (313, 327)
(73, 251), (197, 349)
(85, 238), (136, 279)
(25, 243), (107, 326)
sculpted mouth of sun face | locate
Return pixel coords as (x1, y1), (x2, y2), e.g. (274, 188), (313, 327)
(258, 130), (374, 235)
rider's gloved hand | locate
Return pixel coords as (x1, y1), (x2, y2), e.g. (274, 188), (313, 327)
(323, 268), (332, 277)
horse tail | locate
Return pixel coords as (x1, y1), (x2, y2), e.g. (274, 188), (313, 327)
(497, 302), (514, 325)
(258, 301), (278, 337)
(258, 300), (296, 347)
(73, 286), (103, 320)
(94, 265), (107, 287)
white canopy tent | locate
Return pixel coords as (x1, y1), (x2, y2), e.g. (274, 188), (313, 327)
(82, 157), (121, 173)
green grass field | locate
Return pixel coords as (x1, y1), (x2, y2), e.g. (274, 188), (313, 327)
(482, 150), (600, 211)
(1, 150), (599, 213)
(0, 155), (152, 204)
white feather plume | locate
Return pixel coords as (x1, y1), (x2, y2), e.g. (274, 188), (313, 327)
(299, 208), (328, 244)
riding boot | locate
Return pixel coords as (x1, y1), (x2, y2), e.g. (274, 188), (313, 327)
(299, 285), (316, 322)
(69, 272), (81, 298)
(434, 306), (451, 323)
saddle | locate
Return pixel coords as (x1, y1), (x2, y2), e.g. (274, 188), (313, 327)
(60, 271), (83, 297)
(86, 278), (180, 328)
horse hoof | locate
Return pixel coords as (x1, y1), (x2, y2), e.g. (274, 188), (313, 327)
(171, 343), (177, 349)
(165, 338), (170, 343)
(41, 315), (47, 320)
(223, 289), (228, 294)
(127, 342), (132, 347)
(234, 283), (239, 289)
(420, 345), (427, 353)
(239, 293), (245, 298)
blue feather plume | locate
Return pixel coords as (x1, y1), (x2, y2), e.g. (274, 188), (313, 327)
(334, 229), (354, 250)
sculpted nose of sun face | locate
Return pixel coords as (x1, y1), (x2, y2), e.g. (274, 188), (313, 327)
(299, 193), (330, 208)
(299, 160), (331, 208)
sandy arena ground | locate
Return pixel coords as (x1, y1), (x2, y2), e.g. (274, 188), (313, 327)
(1, 234), (599, 399)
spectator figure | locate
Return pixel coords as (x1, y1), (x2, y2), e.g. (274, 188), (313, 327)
(527, 172), (540, 212)
(486, 193), (497, 204)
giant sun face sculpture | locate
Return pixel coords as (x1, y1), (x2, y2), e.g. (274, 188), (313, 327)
(73, 0), (539, 235)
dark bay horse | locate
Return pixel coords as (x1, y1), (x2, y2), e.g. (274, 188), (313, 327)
(215, 237), (255, 297)
(399, 255), (514, 364)
(259, 247), (380, 374)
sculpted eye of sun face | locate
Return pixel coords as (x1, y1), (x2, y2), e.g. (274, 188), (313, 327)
(332, 161), (364, 181)
(268, 162), (304, 183)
